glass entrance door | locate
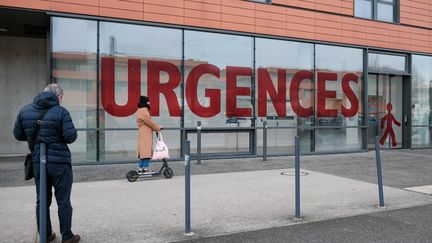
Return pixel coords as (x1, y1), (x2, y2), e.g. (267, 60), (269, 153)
(368, 74), (403, 148)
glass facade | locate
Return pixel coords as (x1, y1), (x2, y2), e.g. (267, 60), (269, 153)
(315, 45), (364, 152)
(255, 38), (314, 153)
(50, 16), (432, 163)
(52, 17), (97, 161)
(412, 55), (432, 147)
(98, 22), (182, 160)
(368, 53), (406, 73)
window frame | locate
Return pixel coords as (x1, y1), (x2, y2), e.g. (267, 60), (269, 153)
(249, 0), (271, 4)
(354, 0), (399, 23)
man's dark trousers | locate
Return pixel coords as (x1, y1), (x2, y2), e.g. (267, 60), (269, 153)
(33, 163), (74, 241)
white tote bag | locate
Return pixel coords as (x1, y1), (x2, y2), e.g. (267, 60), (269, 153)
(151, 132), (170, 160)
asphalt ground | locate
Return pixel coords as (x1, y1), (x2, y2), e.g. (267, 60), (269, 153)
(175, 204), (432, 243)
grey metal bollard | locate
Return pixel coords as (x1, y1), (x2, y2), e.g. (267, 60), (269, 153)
(263, 121), (267, 161)
(294, 136), (301, 220)
(40, 143), (47, 243)
(197, 121), (202, 165)
(184, 140), (194, 236)
(374, 136), (385, 207)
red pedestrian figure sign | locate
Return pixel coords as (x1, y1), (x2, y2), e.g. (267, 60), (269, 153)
(380, 103), (401, 147)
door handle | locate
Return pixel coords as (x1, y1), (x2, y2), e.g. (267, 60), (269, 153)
(404, 115), (408, 126)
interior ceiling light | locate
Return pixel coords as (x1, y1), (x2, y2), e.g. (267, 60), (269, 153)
(0, 28), (8, 32)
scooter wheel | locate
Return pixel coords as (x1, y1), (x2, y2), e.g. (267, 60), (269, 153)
(163, 167), (174, 179)
(126, 170), (139, 182)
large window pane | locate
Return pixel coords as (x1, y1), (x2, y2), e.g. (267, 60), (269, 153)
(368, 53), (406, 73)
(412, 55), (432, 126)
(184, 31), (253, 128)
(52, 17), (98, 162)
(315, 45), (364, 152)
(52, 17), (97, 129)
(412, 55), (432, 148)
(377, 2), (394, 22)
(355, 0), (372, 19)
(255, 38), (314, 152)
(99, 22), (182, 129)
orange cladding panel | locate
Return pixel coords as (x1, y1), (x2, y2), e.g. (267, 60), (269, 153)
(0, 0), (431, 54)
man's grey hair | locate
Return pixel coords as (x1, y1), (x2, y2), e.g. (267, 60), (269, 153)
(44, 83), (63, 97)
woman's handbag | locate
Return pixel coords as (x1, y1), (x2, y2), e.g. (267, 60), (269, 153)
(151, 132), (170, 160)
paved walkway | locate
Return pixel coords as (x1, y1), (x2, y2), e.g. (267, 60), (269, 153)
(1, 167), (432, 242)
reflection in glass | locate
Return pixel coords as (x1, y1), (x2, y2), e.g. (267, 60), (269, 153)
(255, 38), (314, 152)
(52, 17), (98, 162)
(315, 128), (363, 152)
(412, 55), (432, 148)
(412, 55), (432, 126)
(377, 2), (394, 22)
(184, 30), (253, 127)
(99, 22), (182, 129)
(355, 0), (372, 19)
(68, 131), (97, 163)
(188, 132), (250, 154)
(102, 130), (180, 161)
(367, 74), (378, 148)
(315, 45), (364, 151)
(412, 127), (432, 147)
(52, 17), (97, 129)
(368, 53), (406, 73)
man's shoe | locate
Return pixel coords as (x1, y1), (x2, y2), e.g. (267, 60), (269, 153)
(62, 234), (80, 243)
(47, 232), (56, 242)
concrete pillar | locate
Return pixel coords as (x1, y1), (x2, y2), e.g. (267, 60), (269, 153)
(0, 36), (47, 155)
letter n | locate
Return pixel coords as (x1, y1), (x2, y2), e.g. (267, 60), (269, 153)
(257, 68), (286, 117)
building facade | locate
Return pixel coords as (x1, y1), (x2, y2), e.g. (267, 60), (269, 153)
(1, 0), (432, 163)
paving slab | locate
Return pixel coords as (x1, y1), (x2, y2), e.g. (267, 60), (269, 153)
(1, 169), (432, 243)
(404, 185), (432, 195)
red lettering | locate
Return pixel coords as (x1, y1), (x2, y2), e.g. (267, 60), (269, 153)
(101, 57), (141, 117)
(290, 70), (313, 118)
(186, 64), (221, 117)
(147, 60), (181, 117)
(226, 66), (252, 117)
(257, 68), (286, 117)
(341, 73), (359, 117)
(100, 58), (361, 119)
(317, 72), (338, 117)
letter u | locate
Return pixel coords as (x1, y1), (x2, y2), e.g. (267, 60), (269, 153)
(101, 57), (141, 117)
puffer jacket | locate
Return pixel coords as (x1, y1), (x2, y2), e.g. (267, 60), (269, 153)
(13, 92), (77, 163)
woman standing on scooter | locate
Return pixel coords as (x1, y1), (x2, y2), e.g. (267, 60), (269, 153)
(136, 96), (162, 173)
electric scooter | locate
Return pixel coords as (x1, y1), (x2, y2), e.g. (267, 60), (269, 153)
(126, 158), (174, 182)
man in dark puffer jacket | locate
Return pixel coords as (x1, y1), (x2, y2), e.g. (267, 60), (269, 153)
(13, 83), (80, 243)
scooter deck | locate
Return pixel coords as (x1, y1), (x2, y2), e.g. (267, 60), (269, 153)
(138, 172), (162, 177)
